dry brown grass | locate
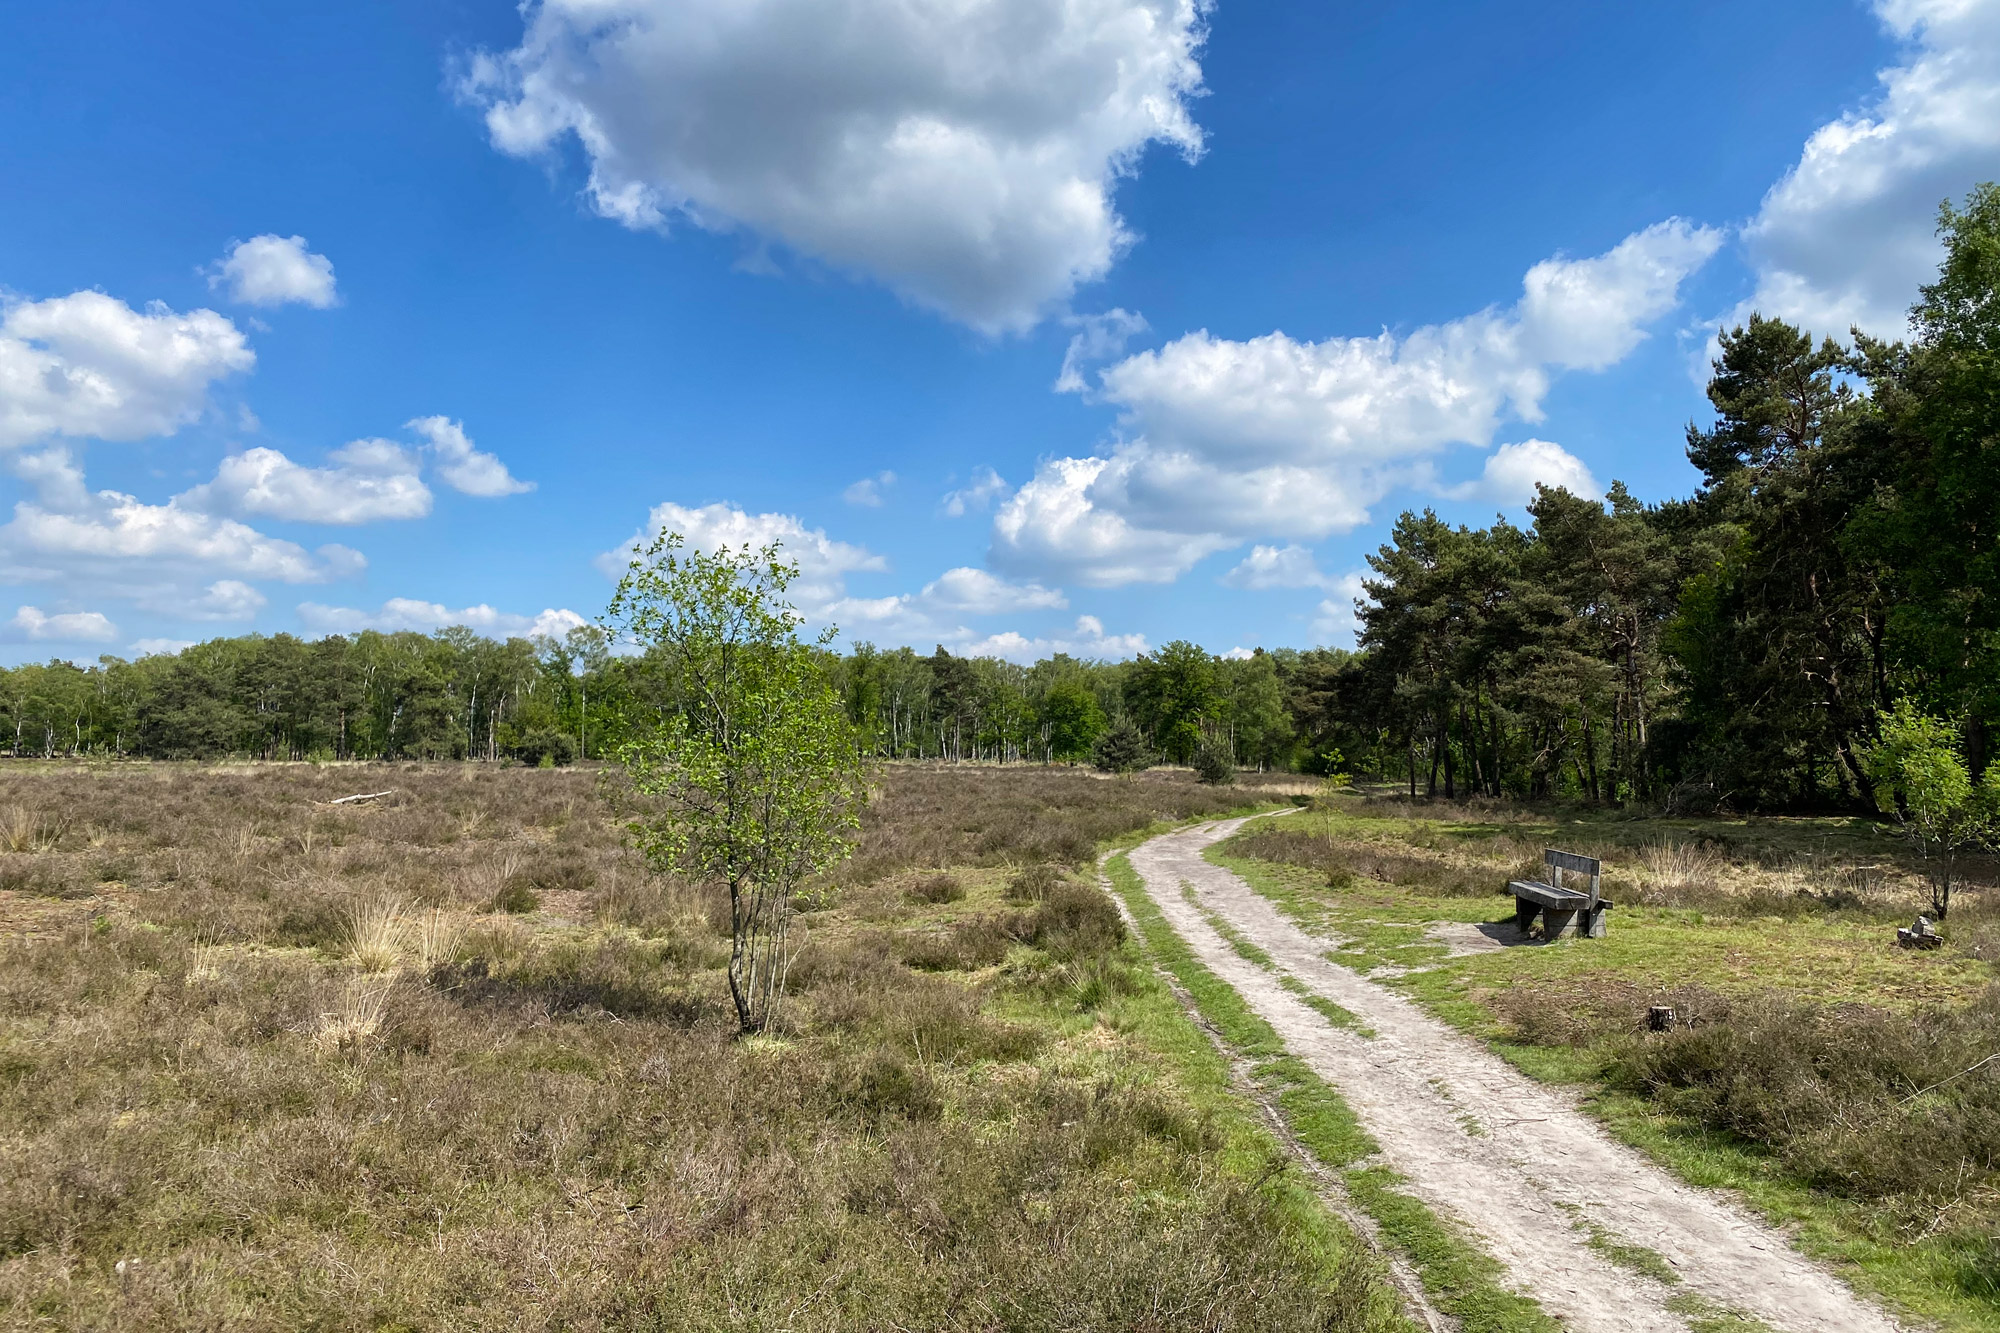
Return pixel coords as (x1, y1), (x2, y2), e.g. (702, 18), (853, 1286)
(840, 763), (1276, 882)
(0, 761), (1386, 1331)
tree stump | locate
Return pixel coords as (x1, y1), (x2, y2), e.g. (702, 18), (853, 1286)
(1897, 915), (1944, 950)
(1646, 1006), (1676, 1032)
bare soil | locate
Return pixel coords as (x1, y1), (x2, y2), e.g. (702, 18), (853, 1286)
(1128, 813), (1906, 1333)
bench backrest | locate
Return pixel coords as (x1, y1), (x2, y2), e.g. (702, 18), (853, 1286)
(1544, 849), (1602, 907)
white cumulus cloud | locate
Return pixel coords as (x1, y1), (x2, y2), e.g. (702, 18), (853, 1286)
(462, 0), (1208, 332)
(7, 605), (116, 643)
(992, 220), (1719, 585)
(1442, 439), (1601, 506)
(208, 235), (339, 309)
(407, 416), (534, 497)
(0, 447), (363, 594)
(955, 615), (1147, 664)
(600, 500), (888, 618)
(297, 599), (587, 639)
(184, 580), (267, 621)
(129, 638), (196, 657)
(1738, 0), (2000, 340)
(180, 441), (431, 524)
(0, 291), (253, 450)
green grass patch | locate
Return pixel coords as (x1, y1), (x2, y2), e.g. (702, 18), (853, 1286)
(1214, 808), (2000, 1333)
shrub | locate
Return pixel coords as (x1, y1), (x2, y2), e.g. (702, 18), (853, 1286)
(906, 873), (965, 905)
(1091, 720), (1154, 775)
(1019, 881), (1126, 961)
(490, 876), (541, 914)
(1192, 740), (1236, 786)
(1008, 861), (1068, 903)
(897, 916), (1013, 971)
(512, 728), (576, 767)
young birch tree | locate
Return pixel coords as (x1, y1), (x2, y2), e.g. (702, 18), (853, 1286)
(606, 532), (864, 1033)
(1863, 698), (2000, 920)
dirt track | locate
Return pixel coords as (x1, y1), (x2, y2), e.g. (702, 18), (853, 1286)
(1126, 814), (1903, 1333)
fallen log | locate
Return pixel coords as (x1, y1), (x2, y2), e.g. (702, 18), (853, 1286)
(328, 790), (396, 806)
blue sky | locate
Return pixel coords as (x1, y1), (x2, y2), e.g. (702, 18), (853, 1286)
(0, 0), (1992, 662)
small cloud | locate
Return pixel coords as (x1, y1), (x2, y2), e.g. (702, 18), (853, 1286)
(208, 234), (339, 309)
(407, 416), (534, 497)
(184, 579), (266, 621)
(1442, 439), (1601, 506)
(1220, 646), (1254, 660)
(1310, 573), (1369, 647)
(1055, 307), (1148, 394)
(942, 466), (1008, 517)
(130, 638), (196, 657)
(843, 470), (896, 507)
(298, 598), (585, 639)
(1221, 544), (1334, 591)
(8, 605), (116, 643)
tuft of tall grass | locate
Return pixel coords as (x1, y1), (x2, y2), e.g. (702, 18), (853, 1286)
(345, 896), (409, 971)
(1639, 838), (1725, 904)
(0, 804), (65, 853)
(411, 908), (465, 973)
(311, 976), (395, 1053)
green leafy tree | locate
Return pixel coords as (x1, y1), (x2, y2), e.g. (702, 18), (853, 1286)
(1039, 673), (1106, 762)
(606, 532), (865, 1033)
(1863, 699), (2000, 919)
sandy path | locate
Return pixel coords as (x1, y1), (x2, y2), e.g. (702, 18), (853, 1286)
(1127, 814), (1903, 1333)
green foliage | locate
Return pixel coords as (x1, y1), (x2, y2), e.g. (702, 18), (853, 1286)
(1126, 640), (1218, 763)
(605, 531), (865, 1032)
(1863, 699), (2000, 917)
(1092, 718), (1155, 774)
(1193, 738), (1236, 785)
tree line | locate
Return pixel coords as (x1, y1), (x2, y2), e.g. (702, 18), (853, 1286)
(5, 185), (1999, 811)
(1294, 185), (2000, 811)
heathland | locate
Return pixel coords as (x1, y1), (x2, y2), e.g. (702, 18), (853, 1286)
(4, 761), (1997, 1330)
(1, 761), (1406, 1332)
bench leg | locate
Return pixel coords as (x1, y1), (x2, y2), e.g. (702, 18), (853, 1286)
(1542, 907), (1579, 940)
(1513, 897), (1539, 933)
(1583, 906), (1608, 939)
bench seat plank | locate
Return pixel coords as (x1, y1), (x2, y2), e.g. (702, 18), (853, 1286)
(1508, 879), (1589, 909)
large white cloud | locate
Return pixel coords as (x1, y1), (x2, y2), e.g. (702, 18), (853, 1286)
(297, 598), (585, 639)
(993, 221), (1716, 585)
(0, 291), (253, 450)
(180, 440), (432, 524)
(407, 416), (534, 497)
(7, 605), (117, 644)
(208, 235), (339, 309)
(463, 0), (1208, 332)
(1741, 0), (2000, 339)
(0, 448), (363, 593)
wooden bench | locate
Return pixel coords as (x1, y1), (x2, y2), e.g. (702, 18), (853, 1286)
(1509, 849), (1612, 939)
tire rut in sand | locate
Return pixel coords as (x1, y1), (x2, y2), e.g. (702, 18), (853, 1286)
(1125, 814), (1904, 1333)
